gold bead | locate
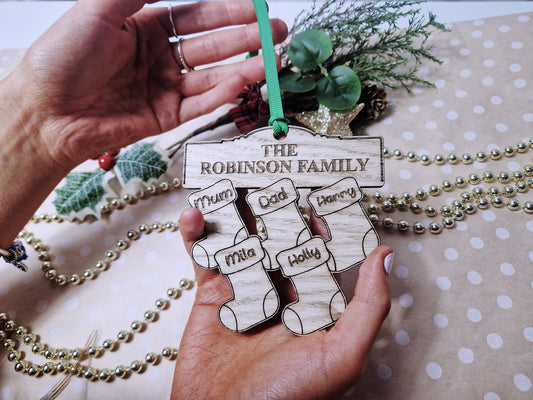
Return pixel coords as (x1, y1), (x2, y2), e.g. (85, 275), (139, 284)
(453, 210), (464, 220)
(116, 240), (129, 250)
(117, 331), (130, 342)
(482, 171), (495, 182)
(523, 201), (533, 214)
(420, 154), (431, 165)
(172, 178), (182, 188)
(147, 185), (157, 194)
(428, 185), (440, 196)
(461, 154), (473, 164)
(15, 326), (27, 337)
(498, 171), (511, 184)
(461, 192), (472, 202)
(523, 165), (533, 177)
(442, 180), (453, 191)
(410, 202), (422, 213)
(110, 199), (122, 209)
(428, 222), (443, 234)
(447, 153), (459, 164)
(415, 189), (426, 200)
(83, 269), (96, 280)
(372, 191), (384, 203)
(381, 201), (393, 212)
(151, 222), (164, 232)
(506, 199), (520, 211)
(122, 193), (134, 203)
(369, 214), (379, 224)
(102, 339), (115, 351)
(100, 204), (112, 214)
(99, 368), (112, 382)
(167, 287), (180, 299)
(114, 365), (128, 379)
(407, 151), (417, 162)
(503, 186), (515, 197)
(413, 222), (426, 234)
(464, 203), (476, 214)
(144, 310), (157, 322)
(70, 274), (82, 285)
(43, 362), (56, 375)
(84, 367), (97, 381)
(503, 146), (515, 157)
(57, 348), (69, 360)
(424, 206), (437, 217)
(159, 182), (170, 192)
(442, 217), (455, 229)
(56, 274), (68, 286)
(489, 149), (502, 160)
(106, 250), (118, 261)
(401, 192), (412, 202)
(440, 205), (453, 216)
(135, 189), (145, 199)
(95, 261), (108, 272)
(512, 171), (524, 181)
(87, 346), (100, 357)
(155, 298), (168, 310)
(367, 204), (378, 214)
(397, 220), (410, 232)
(488, 187), (500, 196)
(491, 196), (504, 208)
(45, 269), (57, 280)
(475, 151), (487, 162)
(455, 177), (467, 188)
(14, 361), (27, 372)
(145, 352), (159, 365)
(127, 230), (139, 240)
(516, 181), (528, 193)
(8, 350), (21, 362)
(139, 224), (151, 234)
(41, 261), (52, 271)
(393, 149), (403, 159)
(130, 360), (144, 373)
(383, 147), (390, 158)
(396, 199), (408, 211)
(71, 348), (84, 360)
(161, 347), (175, 360)
(382, 218), (394, 229)
(516, 142), (528, 153)
(27, 364), (41, 377)
(131, 320), (144, 332)
(38, 252), (50, 262)
(179, 279), (193, 290)
(472, 187), (485, 197)
(434, 154), (445, 165)
(468, 174), (480, 185)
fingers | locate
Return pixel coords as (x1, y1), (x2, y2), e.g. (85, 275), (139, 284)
(175, 19), (287, 70)
(326, 246), (393, 381)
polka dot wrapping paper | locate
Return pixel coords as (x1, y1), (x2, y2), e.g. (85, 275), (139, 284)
(0, 11), (533, 400)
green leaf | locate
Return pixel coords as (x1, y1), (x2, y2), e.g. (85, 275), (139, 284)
(316, 65), (361, 110)
(114, 142), (168, 186)
(279, 69), (302, 86)
(53, 170), (108, 216)
(287, 29), (332, 71)
(280, 78), (317, 93)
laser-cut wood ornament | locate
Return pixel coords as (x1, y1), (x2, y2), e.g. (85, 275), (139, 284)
(184, 125), (384, 335)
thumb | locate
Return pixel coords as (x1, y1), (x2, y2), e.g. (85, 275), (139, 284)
(327, 246), (393, 381)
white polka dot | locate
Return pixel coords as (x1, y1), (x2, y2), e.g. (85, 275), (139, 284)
(523, 113), (533, 122)
(455, 221), (468, 232)
(377, 364), (392, 380)
(498, 25), (510, 33)
(440, 57), (450, 65)
(66, 297), (79, 311)
(450, 38), (461, 46)
(483, 40), (494, 49)
(109, 281), (121, 294)
(435, 79), (446, 88)
(495, 123), (508, 132)
(470, 237), (484, 249)
(458, 348), (474, 364)
(80, 246), (92, 257)
(483, 59), (495, 67)
(482, 77), (494, 86)
(473, 106), (485, 114)
(436, 277), (451, 291)
(426, 121), (437, 130)
(433, 314), (448, 328)
(151, 211), (163, 221)
(145, 251), (159, 263)
(514, 374), (532, 392)
(426, 362), (442, 379)
(518, 15), (530, 22)
(49, 326), (62, 340)
(408, 241), (422, 253)
(446, 111), (458, 120)
(169, 192), (181, 203)
(482, 211), (496, 222)
(460, 69), (472, 78)
(524, 327), (533, 342)
(495, 228), (510, 240)
(399, 293), (414, 308)
(455, 90), (467, 98)
(104, 235), (117, 246)
(474, 19), (485, 26)
(433, 100), (444, 108)
(498, 263), (515, 277)
(442, 142), (455, 152)
(527, 221), (533, 232)
(395, 330), (410, 346)
(382, 117), (392, 125)
(459, 48), (470, 56)
(409, 105), (420, 113)
(467, 308), (482, 322)
(140, 274), (153, 288)
(509, 64), (522, 72)
(507, 161), (521, 172)
(472, 30), (482, 38)
(464, 131), (476, 141)
(467, 271), (482, 285)
(484, 393), (501, 400)
(487, 333), (503, 349)
(90, 311), (102, 323)
(399, 170), (412, 180)
(511, 41), (524, 50)
(444, 248), (458, 261)
(514, 79), (527, 89)
(122, 213), (135, 225)
(441, 165), (453, 175)
(497, 295), (513, 310)
(146, 367), (160, 382)
(402, 131), (414, 140)
(395, 265), (409, 279)
(490, 96), (502, 105)
(36, 300), (48, 313)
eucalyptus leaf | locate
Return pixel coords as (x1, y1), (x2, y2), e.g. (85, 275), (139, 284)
(287, 29), (332, 71)
(279, 69), (302, 86)
(316, 65), (361, 110)
(281, 78), (317, 93)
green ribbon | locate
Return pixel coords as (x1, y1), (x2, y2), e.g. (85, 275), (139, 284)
(252, 0), (290, 138)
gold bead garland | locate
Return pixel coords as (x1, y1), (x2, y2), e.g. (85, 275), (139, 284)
(0, 280), (193, 382)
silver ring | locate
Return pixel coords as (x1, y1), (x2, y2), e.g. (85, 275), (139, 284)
(168, 5), (193, 72)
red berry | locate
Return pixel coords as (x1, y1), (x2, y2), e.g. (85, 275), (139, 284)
(107, 149), (120, 157)
(98, 154), (115, 171)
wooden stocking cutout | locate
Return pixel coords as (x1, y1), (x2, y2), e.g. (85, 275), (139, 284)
(183, 125), (384, 334)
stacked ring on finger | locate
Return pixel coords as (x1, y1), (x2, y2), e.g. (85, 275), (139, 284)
(168, 5), (194, 73)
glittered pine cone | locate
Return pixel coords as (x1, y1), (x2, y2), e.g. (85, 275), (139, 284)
(360, 83), (388, 120)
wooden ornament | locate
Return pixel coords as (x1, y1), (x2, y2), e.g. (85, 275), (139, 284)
(183, 125), (384, 335)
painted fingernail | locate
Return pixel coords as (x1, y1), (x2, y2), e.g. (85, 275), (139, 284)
(384, 252), (394, 275)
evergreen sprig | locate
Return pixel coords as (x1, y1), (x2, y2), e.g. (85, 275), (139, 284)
(282, 0), (446, 91)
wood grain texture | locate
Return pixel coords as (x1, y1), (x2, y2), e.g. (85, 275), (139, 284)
(183, 125), (384, 189)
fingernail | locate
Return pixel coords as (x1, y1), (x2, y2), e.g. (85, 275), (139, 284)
(384, 252), (394, 275)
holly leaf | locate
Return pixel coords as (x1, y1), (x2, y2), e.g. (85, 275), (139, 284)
(287, 29), (332, 71)
(53, 170), (113, 219)
(114, 142), (169, 187)
(316, 65), (361, 110)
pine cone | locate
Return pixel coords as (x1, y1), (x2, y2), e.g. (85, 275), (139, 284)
(360, 83), (388, 120)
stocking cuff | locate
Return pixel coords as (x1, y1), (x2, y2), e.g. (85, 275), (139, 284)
(276, 237), (330, 277)
(307, 177), (363, 216)
(215, 236), (265, 275)
(188, 179), (238, 214)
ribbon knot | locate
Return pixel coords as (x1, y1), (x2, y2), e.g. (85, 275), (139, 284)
(229, 83), (270, 133)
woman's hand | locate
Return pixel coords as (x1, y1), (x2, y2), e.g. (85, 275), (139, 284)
(4, 0), (287, 170)
(172, 208), (392, 400)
